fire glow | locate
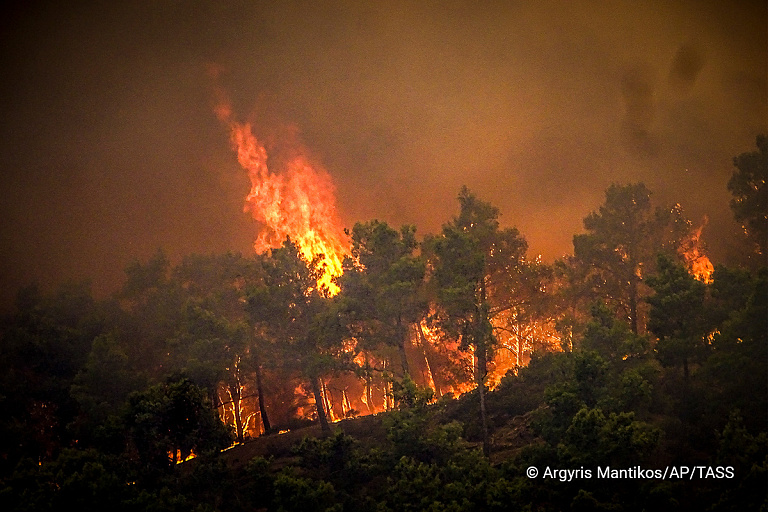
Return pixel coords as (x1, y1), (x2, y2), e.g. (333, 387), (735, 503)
(206, 83), (597, 438)
(679, 217), (714, 284)
(214, 92), (348, 294)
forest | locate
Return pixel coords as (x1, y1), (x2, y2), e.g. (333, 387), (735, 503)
(0, 136), (765, 511)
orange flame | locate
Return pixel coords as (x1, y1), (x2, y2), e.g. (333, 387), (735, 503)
(486, 313), (562, 389)
(419, 314), (561, 393)
(679, 217), (714, 284)
(214, 89), (347, 294)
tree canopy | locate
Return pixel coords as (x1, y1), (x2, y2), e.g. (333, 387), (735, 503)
(729, 134), (767, 257)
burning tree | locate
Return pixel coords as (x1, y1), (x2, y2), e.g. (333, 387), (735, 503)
(677, 219), (715, 284)
(426, 187), (528, 455)
(339, 221), (428, 379)
(167, 253), (271, 441)
(211, 84), (356, 432)
(214, 86), (348, 295)
(246, 238), (350, 433)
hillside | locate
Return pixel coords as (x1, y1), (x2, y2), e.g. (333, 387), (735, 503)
(195, 342), (767, 511)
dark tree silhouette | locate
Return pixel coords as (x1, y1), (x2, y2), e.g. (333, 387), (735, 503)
(728, 134), (767, 258)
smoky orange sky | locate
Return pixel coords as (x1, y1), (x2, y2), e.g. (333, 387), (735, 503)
(0, 1), (765, 309)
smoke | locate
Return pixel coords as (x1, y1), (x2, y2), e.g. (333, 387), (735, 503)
(668, 43), (706, 93)
(0, 0), (765, 308)
(621, 65), (659, 158)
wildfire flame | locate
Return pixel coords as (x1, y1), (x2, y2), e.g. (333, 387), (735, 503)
(206, 70), (565, 435)
(213, 86), (347, 294)
(679, 217), (714, 284)
(486, 312), (562, 389)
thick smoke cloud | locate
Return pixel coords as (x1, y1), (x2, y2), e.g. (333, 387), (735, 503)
(0, 0), (765, 308)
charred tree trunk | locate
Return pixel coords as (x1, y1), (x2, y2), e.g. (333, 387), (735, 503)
(310, 375), (330, 433)
(397, 315), (410, 376)
(250, 329), (272, 435)
(210, 386), (222, 421)
(254, 359), (271, 434)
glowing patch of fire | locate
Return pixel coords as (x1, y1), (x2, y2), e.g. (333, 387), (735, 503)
(215, 98), (347, 294)
(679, 218), (714, 284)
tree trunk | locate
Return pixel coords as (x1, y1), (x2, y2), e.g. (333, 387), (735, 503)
(210, 386), (221, 412)
(250, 328), (272, 434)
(342, 389), (352, 417)
(629, 275), (639, 334)
(627, 246), (642, 334)
(322, 378), (336, 422)
(416, 321), (440, 397)
(311, 375), (330, 433)
(397, 315), (410, 376)
(228, 382), (245, 443)
(476, 343), (490, 457)
(254, 359), (271, 434)
(364, 352), (374, 414)
(477, 280), (490, 457)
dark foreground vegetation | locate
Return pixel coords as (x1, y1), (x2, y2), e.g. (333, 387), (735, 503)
(1, 137), (766, 510)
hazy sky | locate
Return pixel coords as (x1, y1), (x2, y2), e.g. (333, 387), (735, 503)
(1, 0), (765, 308)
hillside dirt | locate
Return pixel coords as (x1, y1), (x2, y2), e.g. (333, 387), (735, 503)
(216, 405), (539, 470)
(218, 413), (388, 470)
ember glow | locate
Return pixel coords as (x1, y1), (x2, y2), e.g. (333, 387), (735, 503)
(214, 91), (348, 294)
(487, 313), (562, 389)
